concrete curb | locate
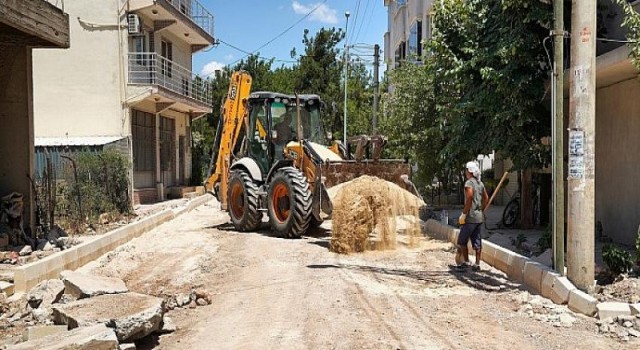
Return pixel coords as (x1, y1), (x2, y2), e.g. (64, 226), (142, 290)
(13, 195), (213, 294)
(421, 219), (628, 319)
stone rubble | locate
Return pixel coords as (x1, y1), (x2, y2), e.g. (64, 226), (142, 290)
(513, 291), (578, 328)
(61, 271), (128, 299)
(595, 314), (640, 341)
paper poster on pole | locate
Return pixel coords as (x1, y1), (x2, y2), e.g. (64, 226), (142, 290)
(568, 129), (585, 179)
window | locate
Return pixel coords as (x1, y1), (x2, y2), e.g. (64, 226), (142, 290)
(408, 21), (422, 60)
(132, 110), (155, 172)
(161, 40), (173, 78)
(160, 116), (175, 171)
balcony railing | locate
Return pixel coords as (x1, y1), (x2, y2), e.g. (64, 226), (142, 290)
(128, 53), (212, 106)
(44, 0), (64, 11)
(166, 0), (215, 38)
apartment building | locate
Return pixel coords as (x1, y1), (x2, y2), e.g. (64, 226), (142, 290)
(587, 1), (640, 245)
(1, 0), (70, 228)
(32, 0), (214, 204)
(383, 0), (435, 68)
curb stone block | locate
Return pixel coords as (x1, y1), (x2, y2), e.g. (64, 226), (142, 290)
(481, 241), (498, 267)
(492, 245), (514, 273)
(597, 302), (632, 320)
(22, 325), (67, 341)
(541, 272), (575, 305)
(568, 289), (598, 316)
(630, 303), (640, 315)
(508, 253), (527, 283)
(8, 323), (117, 350)
(523, 261), (549, 294)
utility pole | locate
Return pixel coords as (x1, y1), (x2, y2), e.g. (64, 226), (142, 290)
(552, 0), (565, 275)
(567, 0), (596, 291)
(372, 44), (380, 134)
(343, 12), (350, 146)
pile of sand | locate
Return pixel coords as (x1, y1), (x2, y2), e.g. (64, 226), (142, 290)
(328, 175), (424, 254)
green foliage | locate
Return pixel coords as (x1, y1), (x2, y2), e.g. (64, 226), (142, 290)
(382, 0), (552, 188)
(538, 224), (553, 251)
(614, 0), (640, 70)
(635, 225), (640, 263)
(602, 244), (634, 275)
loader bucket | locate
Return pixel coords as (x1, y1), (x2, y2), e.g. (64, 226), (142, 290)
(321, 160), (415, 195)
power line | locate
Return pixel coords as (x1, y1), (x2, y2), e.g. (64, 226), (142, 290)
(361, 0), (377, 42)
(219, 40), (297, 64)
(230, 0), (330, 66)
(353, 0), (371, 45)
(350, 0), (362, 46)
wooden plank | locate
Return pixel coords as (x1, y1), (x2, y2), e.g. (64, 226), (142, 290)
(0, 0), (69, 48)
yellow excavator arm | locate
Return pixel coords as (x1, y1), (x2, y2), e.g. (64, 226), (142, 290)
(204, 71), (253, 208)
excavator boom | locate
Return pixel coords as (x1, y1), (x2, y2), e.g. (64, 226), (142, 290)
(204, 71), (253, 209)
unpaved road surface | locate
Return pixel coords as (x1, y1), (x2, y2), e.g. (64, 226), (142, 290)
(82, 198), (631, 349)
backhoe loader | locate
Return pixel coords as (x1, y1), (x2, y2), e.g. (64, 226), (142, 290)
(205, 71), (415, 238)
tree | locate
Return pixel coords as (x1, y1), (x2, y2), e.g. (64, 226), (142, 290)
(382, 0), (553, 193)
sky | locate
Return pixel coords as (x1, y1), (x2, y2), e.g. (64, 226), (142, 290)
(194, 0), (388, 78)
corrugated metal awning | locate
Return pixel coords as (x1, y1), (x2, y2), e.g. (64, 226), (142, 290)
(35, 136), (125, 147)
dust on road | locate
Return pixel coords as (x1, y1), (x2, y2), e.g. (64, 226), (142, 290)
(81, 198), (630, 349)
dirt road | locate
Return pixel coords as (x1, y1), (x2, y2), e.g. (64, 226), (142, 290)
(81, 198), (630, 349)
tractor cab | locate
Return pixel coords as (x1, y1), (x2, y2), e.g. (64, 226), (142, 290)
(247, 92), (328, 177)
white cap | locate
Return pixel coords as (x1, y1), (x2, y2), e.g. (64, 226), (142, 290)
(465, 161), (481, 179)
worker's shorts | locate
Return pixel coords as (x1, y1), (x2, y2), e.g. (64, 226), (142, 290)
(458, 222), (482, 250)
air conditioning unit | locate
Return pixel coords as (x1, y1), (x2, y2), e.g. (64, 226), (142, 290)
(127, 13), (141, 35)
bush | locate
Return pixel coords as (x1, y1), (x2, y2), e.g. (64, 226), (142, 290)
(537, 224), (552, 251)
(67, 150), (131, 224)
(636, 225), (640, 264)
(602, 244), (634, 275)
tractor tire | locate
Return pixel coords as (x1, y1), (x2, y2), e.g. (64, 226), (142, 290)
(267, 167), (312, 238)
(309, 216), (324, 228)
(227, 170), (262, 232)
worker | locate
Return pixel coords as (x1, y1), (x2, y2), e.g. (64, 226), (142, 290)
(455, 161), (489, 271)
(272, 111), (293, 157)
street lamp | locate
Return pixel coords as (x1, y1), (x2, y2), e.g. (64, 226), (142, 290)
(343, 11), (350, 146)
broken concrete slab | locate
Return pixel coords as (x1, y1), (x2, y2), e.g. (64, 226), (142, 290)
(27, 279), (64, 309)
(22, 325), (67, 341)
(568, 289), (598, 316)
(52, 292), (164, 342)
(158, 316), (176, 334)
(8, 324), (118, 350)
(119, 344), (136, 350)
(597, 302), (632, 320)
(62, 271), (128, 299)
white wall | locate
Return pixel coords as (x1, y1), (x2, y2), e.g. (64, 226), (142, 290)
(33, 0), (127, 138)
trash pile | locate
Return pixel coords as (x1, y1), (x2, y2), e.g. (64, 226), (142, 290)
(328, 176), (424, 254)
(1, 270), (213, 348)
(1, 193), (76, 265)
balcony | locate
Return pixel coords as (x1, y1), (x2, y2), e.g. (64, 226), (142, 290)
(128, 52), (212, 108)
(129, 0), (215, 49)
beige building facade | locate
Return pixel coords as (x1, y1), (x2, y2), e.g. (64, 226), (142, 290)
(33, 0), (214, 204)
(1, 0), (69, 228)
(383, 0), (435, 68)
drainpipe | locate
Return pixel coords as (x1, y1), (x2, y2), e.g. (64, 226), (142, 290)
(156, 113), (163, 201)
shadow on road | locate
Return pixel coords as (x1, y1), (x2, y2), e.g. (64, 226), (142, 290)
(307, 263), (521, 293)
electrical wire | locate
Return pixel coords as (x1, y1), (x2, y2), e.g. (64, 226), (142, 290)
(219, 40), (297, 64)
(350, 0), (362, 46)
(230, 0), (330, 66)
(353, 0), (371, 45)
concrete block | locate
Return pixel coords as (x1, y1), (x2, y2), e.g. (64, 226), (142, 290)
(597, 302), (632, 320)
(62, 271), (128, 299)
(507, 253), (527, 283)
(523, 261), (549, 294)
(568, 289), (598, 316)
(541, 272), (575, 305)
(8, 323), (118, 350)
(53, 292), (164, 342)
(480, 241), (498, 267)
(0, 281), (14, 296)
(630, 303), (640, 315)
(22, 325), (67, 341)
(492, 245), (515, 273)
